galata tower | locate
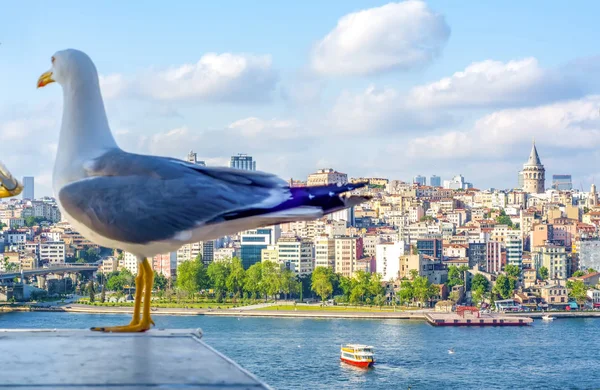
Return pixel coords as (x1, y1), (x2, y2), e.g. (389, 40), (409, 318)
(522, 140), (545, 194)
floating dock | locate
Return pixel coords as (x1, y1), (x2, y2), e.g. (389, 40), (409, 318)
(0, 328), (271, 389)
(425, 312), (533, 326)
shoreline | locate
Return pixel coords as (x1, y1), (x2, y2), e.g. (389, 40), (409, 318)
(3, 304), (600, 320)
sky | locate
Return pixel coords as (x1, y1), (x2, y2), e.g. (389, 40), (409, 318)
(2, 0), (600, 197)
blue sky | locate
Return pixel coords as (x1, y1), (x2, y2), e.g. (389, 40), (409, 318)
(2, 0), (600, 196)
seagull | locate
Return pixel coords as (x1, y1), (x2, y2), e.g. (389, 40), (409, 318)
(0, 161), (23, 198)
(37, 49), (371, 332)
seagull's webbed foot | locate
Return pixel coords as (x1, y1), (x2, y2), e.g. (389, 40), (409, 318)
(91, 258), (155, 333)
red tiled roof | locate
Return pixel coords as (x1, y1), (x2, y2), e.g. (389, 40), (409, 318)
(581, 272), (600, 280)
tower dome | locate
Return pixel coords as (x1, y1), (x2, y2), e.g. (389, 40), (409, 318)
(522, 140), (545, 194)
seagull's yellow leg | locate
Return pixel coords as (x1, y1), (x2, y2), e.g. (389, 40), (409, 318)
(137, 258), (155, 330)
(91, 258), (154, 332)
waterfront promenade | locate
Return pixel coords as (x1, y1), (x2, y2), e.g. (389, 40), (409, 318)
(8, 303), (600, 322)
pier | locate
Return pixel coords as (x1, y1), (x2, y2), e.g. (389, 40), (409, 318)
(0, 328), (271, 389)
(425, 306), (533, 326)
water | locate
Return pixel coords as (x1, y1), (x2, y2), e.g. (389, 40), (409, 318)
(0, 312), (598, 390)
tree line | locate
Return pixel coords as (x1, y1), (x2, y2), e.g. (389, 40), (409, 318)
(175, 256), (300, 301)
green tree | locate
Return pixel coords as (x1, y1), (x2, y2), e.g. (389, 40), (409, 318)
(311, 267), (334, 302)
(374, 294), (386, 309)
(207, 261), (230, 299)
(413, 276), (433, 305)
(88, 281), (95, 303)
(471, 287), (485, 305)
(244, 262), (262, 299)
(505, 264), (520, 290)
(409, 269), (419, 280)
(588, 268), (597, 274)
(368, 273), (385, 297)
(100, 284), (106, 303)
(177, 258), (208, 298)
(4, 260), (18, 272)
(349, 283), (367, 304)
(505, 264), (521, 279)
(83, 247), (100, 263)
(569, 280), (588, 306)
(350, 271), (372, 303)
(153, 271), (168, 290)
(493, 274), (512, 299)
(471, 274), (490, 292)
(572, 270), (586, 278)
(298, 274), (313, 300)
(279, 269), (296, 300)
(539, 266), (549, 281)
(106, 271), (130, 292)
(446, 266), (463, 288)
(226, 258), (246, 295)
(339, 275), (354, 301)
(24, 216), (36, 227)
(75, 258), (85, 264)
(398, 280), (414, 305)
(261, 261), (281, 300)
(495, 214), (513, 227)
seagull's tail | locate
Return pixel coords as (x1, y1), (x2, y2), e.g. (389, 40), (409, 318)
(217, 182), (371, 224)
(287, 182), (371, 218)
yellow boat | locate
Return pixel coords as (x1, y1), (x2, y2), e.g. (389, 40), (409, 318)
(340, 344), (375, 368)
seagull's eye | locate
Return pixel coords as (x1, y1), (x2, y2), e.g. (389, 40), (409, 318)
(51, 56), (55, 64)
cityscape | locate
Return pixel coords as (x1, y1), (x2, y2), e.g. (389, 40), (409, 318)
(2, 142), (600, 313)
(3, 1), (600, 388)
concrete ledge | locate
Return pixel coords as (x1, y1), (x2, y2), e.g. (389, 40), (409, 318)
(0, 328), (271, 389)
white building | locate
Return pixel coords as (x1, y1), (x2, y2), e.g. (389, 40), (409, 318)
(213, 247), (239, 262)
(123, 252), (139, 274)
(307, 168), (348, 187)
(334, 237), (362, 277)
(277, 237), (314, 276)
(314, 236), (335, 269)
(4, 232), (26, 245)
(41, 231), (62, 242)
(176, 241), (215, 266)
(1, 218), (25, 229)
(375, 242), (405, 281)
(39, 241), (66, 264)
(443, 174), (471, 190)
(506, 234), (523, 269)
(587, 289), (600, 306)
(362, 234), (381, 257)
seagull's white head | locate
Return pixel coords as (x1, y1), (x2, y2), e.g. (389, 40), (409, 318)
(37, 49), (99, 89)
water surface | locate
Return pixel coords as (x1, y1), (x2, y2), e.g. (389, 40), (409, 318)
(1, 312), (598, 389)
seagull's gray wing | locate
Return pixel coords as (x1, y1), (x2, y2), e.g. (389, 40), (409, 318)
(58, 149), (289, 244)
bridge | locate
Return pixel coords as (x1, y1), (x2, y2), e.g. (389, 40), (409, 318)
(0, 265), (98, 280)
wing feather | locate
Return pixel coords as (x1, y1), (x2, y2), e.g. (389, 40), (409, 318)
(60, 150), (288, 244)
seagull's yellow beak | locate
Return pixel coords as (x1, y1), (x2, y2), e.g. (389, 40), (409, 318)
(37, 70), (55, 88)
(0, 161), (23, 198)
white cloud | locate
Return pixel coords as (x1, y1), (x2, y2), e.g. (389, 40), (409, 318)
(0, 104), (60, 197)
(311, 0), (450, 76)
(408, 57), (577, 109)
(99, 53), (279, 103)
(329, 85), (456, 133)
(407, 95), (600, 159)
(228, 117), (301, 139)
(99, 74), (128, 100)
